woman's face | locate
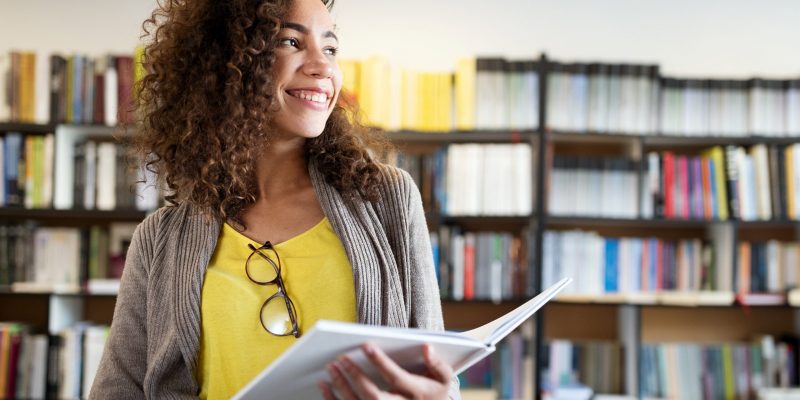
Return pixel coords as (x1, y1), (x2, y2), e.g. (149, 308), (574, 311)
(270, 0), (342, 139)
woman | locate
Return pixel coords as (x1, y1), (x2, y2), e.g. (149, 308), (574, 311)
(89, 0), (461, 399)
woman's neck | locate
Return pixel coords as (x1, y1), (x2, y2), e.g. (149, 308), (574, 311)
(254, 136), (310, 200)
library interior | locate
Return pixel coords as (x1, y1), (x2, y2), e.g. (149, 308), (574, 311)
(1, 0), (800, 399)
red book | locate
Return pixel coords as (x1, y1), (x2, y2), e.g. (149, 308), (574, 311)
(679, 155), (690, 219)
(94, 73), (105, 125)
(464, 234), (475, 300)
(5, 332), (21, 399)
(116, 56), (134, 124)
(701, 157), (713, 220)
(663, 152), (675, 218)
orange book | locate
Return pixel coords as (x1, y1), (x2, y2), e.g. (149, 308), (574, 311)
(0, 328), (9, 395)
(738, 242), (751, 294)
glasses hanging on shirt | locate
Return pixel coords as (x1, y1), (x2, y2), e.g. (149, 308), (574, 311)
(245, 241), (301, 338)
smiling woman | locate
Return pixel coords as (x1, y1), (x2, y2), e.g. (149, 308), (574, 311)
(86, 0), (461, 399)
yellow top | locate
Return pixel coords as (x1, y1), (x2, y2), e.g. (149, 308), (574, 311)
(197, 218), (357, 399)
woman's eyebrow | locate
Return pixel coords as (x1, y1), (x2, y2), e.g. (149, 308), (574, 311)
(282, 21), (338, 42)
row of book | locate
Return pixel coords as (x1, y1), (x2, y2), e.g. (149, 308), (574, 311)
(458, 321), (535, 400)
(548, 156), (640, 219)
(384, 144), (534, 216)
(646, 144), (800, 221)
(542, 340), (624, 396)
(0, 51), (141, 125)
(431, 227), (530, 302)
(736, 241), (800, 295)
(547, 63), (659, 135)
(541, 229), (735, 299)
(0, 223), (136, 294)
(0, 322), (108, 399)
(341, 57), (540, 132)
(641, 336), (798, 399)
(660, 78), (800, 137)
(1, 132), (160, 211)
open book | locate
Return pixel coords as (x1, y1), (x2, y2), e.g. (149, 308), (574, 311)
(232, 277), (572, 400)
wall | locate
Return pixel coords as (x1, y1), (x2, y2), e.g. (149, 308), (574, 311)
(1, 0), (798, 78)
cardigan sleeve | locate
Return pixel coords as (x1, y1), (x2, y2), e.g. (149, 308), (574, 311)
(400, 170), (462, 400)
(89, 212), (158, 399)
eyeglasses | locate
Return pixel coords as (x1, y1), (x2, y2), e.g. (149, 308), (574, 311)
(246, 241), (300, 338)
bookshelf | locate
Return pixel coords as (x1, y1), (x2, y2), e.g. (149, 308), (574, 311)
(3, 52), (800, 400)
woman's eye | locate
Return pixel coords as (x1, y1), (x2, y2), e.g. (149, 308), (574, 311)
(279, 38), (299, 48)
(324, 47), (338, 56)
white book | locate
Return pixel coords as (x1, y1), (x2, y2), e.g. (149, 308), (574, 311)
(27, 334), (49, 399)
(451, 233), (465, 301)
(0, 52), (9, 121)
(232, 278), (572, 400)
(83, 326), (109, 397)
(105, 56), (118, 127)
(513, 144), (532, 215)
(96, 142), (117, 210)
(34, 50), (51, 124)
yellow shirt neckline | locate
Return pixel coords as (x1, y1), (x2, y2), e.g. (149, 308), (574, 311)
(222, 217), (329, 249)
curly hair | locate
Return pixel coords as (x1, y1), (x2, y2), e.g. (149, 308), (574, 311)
(132, 0), (388, 226)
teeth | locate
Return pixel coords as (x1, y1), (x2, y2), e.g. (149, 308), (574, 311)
(290, 90), (328, 104)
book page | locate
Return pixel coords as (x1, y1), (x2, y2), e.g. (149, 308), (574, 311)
(460, 277), (572, 346)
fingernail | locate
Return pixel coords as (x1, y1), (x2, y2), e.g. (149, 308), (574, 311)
(363, 343), (375, 356)
(427, 344), (435, 355)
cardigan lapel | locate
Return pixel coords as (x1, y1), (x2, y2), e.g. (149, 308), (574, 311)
(169, 204), (221, 374)
(308, 159), (409, 327)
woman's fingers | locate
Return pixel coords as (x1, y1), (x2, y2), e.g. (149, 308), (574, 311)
(361, 342), (422, 396)
(338, 355), (384, 399)
(422, 344), (453, 384)
(327, 361), (359, 400)
(319, 380), (337, 400)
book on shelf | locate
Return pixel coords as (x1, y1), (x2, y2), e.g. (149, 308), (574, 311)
(0, 321), (109, 399)
(433, 227), (529, 302)
(548, 155), (639, 219)
(231, 277), (572, 400)
(543, 340), (624, 397)
(1, 222), (136, 294)
(542, 228), (740, 305)
(641, 335), (799, 400)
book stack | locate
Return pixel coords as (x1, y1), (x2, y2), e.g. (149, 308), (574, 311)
(0, 222), (137, 294)
(647, 144), (800, 221)
(547, 63), (659, 135)
(542, 229), (735, 303)
(0, 322), (109, 400)
(641, 335), (798, 399)
(339, 57), (539, 132)
(660, 78), (800, 137)
(444, 144), (533, 216)
(0, 132), (54, 208)
(542, 340), (624, 396)
(456, 322), (535, 400)
(0, 50), (143, 125)
(736, 240), (800, 295)
(432, 227), (529, 302)
(548, 155), (640, 218)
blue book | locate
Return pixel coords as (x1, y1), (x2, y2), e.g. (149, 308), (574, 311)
(4, 133), (23, 206)
(73, 55), (83, 124)
(708, 158), (719, 219)
(604, 239), (619, 292)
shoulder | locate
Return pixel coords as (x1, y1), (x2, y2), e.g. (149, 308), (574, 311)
(133, 203), (211, 248)
(374, 162), (419, 207)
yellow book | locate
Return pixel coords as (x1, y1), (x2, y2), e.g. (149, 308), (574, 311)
(455, 57), (476, 130)
(416, 72), (428, 131)
(441, 72), (454, 132)
(400, 70), (417, 130)
(704, 146), (729, 220)
(357, 56), (390, 129)
(787, 145), (796, 220)
(721, 345), (735, 400)
(19, 52), (35, 122)
(0, 328), (10, 395)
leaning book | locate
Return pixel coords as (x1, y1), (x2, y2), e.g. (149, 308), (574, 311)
(232, 277), (572, 400)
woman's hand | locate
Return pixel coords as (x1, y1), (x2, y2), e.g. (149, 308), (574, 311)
(319, 342), (453, 400)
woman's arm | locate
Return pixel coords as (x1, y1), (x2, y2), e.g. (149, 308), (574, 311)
(88, 217), (155, 399)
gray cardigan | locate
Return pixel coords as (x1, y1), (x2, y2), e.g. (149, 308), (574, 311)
(89, 160), (461, 399)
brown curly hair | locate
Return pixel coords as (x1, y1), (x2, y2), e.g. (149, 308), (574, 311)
(132, 0), (388, 226)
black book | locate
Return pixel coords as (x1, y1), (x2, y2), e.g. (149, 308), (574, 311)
(49, 55), (67, 123)
(724, 146), (741, 219)
(73, 141), (86, 210)
(46, 334), (61, 399)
